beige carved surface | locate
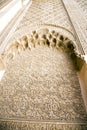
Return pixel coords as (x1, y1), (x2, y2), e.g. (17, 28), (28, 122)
(17, 0), (73, 31)
(63, 0), (87, 54)
(0, 0), (87, 129)
(75, 0), (87, 19)
(7, 0), (75, 46)
(0, 29), (87, 125)
(3, 28), (75, 61)
(0, 59), (5, 81)
(0, 121), (87, 130)
(78, 60), (87, 112)
(0, 46), (87, 121)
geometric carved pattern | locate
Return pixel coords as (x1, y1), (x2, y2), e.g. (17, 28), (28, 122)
(0, 0), (87, 129)
(0, 29), (87, 124)
(13, 0), (74, 40)
(75, 0), (87, 20)
(2, 28), (76, 64)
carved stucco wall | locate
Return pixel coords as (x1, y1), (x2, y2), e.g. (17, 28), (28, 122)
(5, 0), (76, 49)
(0, 27), (87, 126)
(3, 0), (86, 54)
(62, 0), (87, 54)
(78, 60), (87, 112)
(75, 0), (87, 19)
(0, 43), (87, 122)
(0, 0), (87, 129)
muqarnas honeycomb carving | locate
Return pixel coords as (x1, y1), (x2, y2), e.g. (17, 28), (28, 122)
(3, 28), (75, 61)
(1, 27), (84, 80)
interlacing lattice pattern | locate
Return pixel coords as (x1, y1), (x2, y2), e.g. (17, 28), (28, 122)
(75, 0), (87, 19)
(10, 0), (74, 42)
(19, 0), (73, 30)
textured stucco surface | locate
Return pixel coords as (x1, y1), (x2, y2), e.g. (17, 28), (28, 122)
(0, 0), (87, 129)
(7, 0), (75, 45)
(63, 0), (87, 54)
(75, 0), (87, 19)
(0, 46), (87, 122)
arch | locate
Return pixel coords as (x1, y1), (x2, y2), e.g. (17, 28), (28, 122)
(2, 28), (76, 60)
(0, 27), (85, 76)
(0, 27), (87, 121)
